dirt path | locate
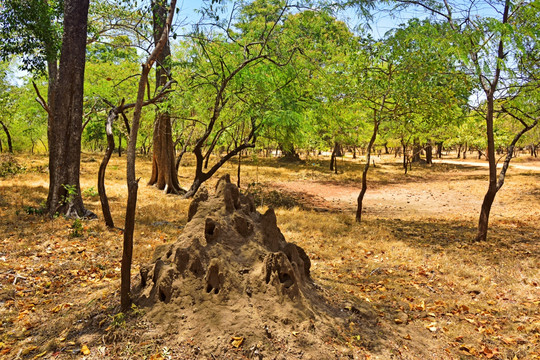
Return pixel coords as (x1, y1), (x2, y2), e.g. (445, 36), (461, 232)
(272, 160), (540, 220)
(434, 159), (540, 171)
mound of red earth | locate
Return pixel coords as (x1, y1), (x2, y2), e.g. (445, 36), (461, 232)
(134, 175), (354, 358)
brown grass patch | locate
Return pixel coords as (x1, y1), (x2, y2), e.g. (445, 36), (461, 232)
(0, 152), (539, 359)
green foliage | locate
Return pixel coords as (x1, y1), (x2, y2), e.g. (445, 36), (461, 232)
(69, 218), (84, 238)
(61, 184), (78, 205)
(109, 312), (126, 328)
(0, 0), (63, 73)
(24, 205), (45, 215)
(82, 187), (98, 198)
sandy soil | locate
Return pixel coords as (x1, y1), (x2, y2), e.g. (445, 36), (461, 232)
(273, 159), (540, 220)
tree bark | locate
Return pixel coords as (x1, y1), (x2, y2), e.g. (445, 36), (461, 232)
(356, 118), (379, 222)
(237, 152), (241, 188)
(412, 139), (422, 163)
(330, 142), (339, 173)
(121, 0), (177, 312)
(98, 106), (122, 229)
(0, 120), (13, 153)
(118, 134), (122, 157)
(425, 142), (433, 165)
(475, 0), (509, 242)
(147, 0), (183, 194)
(436, 142), (443, 159)
(46, 0), (93, 219)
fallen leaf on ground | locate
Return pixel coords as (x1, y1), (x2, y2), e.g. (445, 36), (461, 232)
(231, 336), (244, 348)
(81, 345), (90, 355)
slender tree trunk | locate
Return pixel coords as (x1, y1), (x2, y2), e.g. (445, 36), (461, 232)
(98, 107), (121, 229)
(330, 142), (339, 173)
(184, 138), (255, 198)
(46, 0), (93, 219)
(237, 152), (241, 188)
(436, 142), (443, 159)
(356, 117), (379, 222)
(121, 0), (177, 311)
(402, 141), (408, 174)
(0, 121), (13, 153)
(175, 127), (194, 171)
(118, 134), (122, 157)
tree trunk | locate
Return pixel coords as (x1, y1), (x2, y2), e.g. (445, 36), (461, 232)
(175, 127), (194, 171)
(412, 140), (422, 163)
(148, 112), (183, 193)
(121, 0), (177, 312)
(425, 142), (433, 165)
(147, 0), (183, 194)
(330, 142), (339, 172)
(98, 107), (121, 229)
(401, 141), (408, 174)
(46, 0), (93, 219)
(436, 142), (443, 159)
(356, 118), (379, 222)
(463, 143), (467, 159)
(0, 121), (13, 153)
(118, 134), (122, 156)
(237, 152), (241, 188)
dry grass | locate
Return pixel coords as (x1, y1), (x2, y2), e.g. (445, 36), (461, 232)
(0, 152), (539, 359)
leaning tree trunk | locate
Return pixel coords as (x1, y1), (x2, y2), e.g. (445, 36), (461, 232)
(147, 0), (183, 194)
(0, 121), (13, 153)
(98, 105), (122, 229)
(46, 0), (93, 219)
(356, 117), (379, 223)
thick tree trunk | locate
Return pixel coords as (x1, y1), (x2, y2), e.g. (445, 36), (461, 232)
(46, 0), (93, 219)
(148, 112), (183, 193)
(463, 143), (467, 159)
(425, 142), (433, 165)
(412, 140), (422, 163)
(0, 121), (13, 153)
(147, 0), (183, 194)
